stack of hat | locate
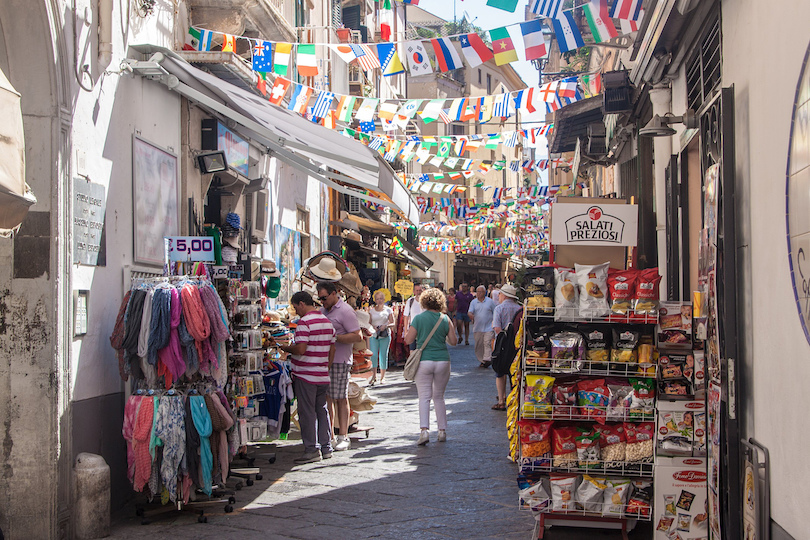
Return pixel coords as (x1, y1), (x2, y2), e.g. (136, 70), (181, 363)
(310, 257), (343, 282)
(221, 212), (241, 254)
(261, 260), (282, 298)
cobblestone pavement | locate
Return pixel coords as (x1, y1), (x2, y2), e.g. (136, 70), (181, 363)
(110, 343), (651, 539)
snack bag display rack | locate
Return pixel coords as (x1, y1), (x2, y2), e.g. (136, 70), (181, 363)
(514, 303), (660, 540)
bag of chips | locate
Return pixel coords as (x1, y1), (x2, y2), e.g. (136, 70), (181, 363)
(552, 426), (579, 467)
(575, 262), (610, 318)
(580, 324), (610, 364)
(575, 475), (607, 512)
(550, 331), (584, 372)
(602, 478), (632, 515)
(611, 327), (640, 363)
(599, 424), (627, 465)
(575, 428), (601, 468)
(607, 270), (638, 315)
(551, 380), (578, 417)
(634, 268), (662, 315)
(522, 375), (555, 417)
(550, 474), (578, 511)
(627, 480), (653, 518)
(629, 378), (656, 419)
(577, 379), (609, 422)
(606, 381), (634, 421)
(554, 268), (579, 321)
(518, 420), (553, 458)
(525, 266), (555, 314)
(519, 479), (551, 510)
(624, 422), (655, 462)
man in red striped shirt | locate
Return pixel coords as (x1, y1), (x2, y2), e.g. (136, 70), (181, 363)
(280, 291), (336, 464)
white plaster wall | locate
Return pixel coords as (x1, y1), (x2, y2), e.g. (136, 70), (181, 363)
(722, 0), (810, 536)
(69, 0), (180, 402)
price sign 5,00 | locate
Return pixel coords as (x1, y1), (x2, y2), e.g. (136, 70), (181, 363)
(167, 236), (216, 262)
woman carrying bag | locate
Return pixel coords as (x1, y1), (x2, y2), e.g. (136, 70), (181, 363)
(404, 288), (458, 445)
(368, 290), (395, 386)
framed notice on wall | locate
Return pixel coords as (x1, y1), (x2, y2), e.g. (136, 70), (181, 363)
(132, 136), (179, 266)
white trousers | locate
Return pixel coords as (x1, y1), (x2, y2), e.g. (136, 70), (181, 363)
(474, 331), (494, 363)
(414, 360), (451, 430)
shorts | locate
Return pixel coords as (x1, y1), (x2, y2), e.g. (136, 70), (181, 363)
(455, 312), (470, 323)
(328, 362), (351, 400)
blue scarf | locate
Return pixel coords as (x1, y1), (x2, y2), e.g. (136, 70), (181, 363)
(189, 395), (213, 495)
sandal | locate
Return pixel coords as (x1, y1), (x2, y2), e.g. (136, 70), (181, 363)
(491, 402), (506, 411)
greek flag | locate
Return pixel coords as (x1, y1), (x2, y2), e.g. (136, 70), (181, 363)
(311, 91), (335, 120)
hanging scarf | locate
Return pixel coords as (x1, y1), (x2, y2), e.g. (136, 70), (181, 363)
(178, 316), (199, 376)
(189, 395), (213, 496)
(200, 284), (230, 343)
(158, 288), (185, 380)
(184, 395), (201, 493)
(122, 290), (146, 358)
(153, 395), (186, 503)
(110, 290), (132, 381)
(121, 394), (141, 483)
(147, 288), (171, 366)
(132, 396), (155, 492)
(181, 284), (215, 373)
(137, 289), (154, 359)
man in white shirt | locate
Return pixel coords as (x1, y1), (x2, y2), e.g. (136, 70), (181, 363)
(468, 286), (497, 368)
(402, 283), (424, 350)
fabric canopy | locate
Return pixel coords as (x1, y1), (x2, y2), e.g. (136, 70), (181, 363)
(130, 47), (419, 225)
(0, 67), (35, 233)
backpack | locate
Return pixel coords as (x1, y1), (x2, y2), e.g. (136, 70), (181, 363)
(491, 308), (523, 376)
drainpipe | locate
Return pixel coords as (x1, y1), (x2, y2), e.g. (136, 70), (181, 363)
(648, 84), (672, 300)
(98, 0), (113, 70)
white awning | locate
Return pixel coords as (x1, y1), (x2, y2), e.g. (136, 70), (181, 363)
(0, 67), (35, 233)
(127, 47), (419, 225)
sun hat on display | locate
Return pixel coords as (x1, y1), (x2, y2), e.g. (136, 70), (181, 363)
(261, 259), (281, 278)
(310, 257), (343, 281)
(500, 284), (519, 300)
(354, 310), (375, 334)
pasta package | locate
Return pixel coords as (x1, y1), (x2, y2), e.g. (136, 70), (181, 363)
(575, 263), (610, 318)
(554, 268), (579, 321)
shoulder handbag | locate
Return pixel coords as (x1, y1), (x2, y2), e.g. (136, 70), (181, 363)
(403, 314), (445, 381)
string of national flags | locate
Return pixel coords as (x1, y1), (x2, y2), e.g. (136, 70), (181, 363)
(187, 0), (642, 78)
(418, 234), (549, 256)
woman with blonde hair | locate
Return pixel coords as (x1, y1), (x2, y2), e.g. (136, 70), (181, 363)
(404, 288), (458, 445)
(368, 290), (394, 385)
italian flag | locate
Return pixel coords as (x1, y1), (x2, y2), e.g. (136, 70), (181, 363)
(582, 0), (618, 44)
(296, 44), (318, 77)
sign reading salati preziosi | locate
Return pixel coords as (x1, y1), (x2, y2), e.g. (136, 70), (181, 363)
(551, 203), (638, 247)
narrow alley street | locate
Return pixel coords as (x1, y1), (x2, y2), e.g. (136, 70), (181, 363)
(110, 344), (650, 540)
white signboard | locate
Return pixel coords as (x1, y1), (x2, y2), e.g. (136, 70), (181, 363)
(167, 236), (216, 262)
(551, 203), (638, 246)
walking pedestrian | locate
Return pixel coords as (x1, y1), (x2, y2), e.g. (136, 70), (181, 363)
(279, 291), (335, 464)
(454, 283), (474, 345)
(491, 283), (502, 304)
(446, 287), (457, 318)
(468, 285), (497, 369)
(368, 290), (394, 386)
(403, 283), (424, 350)
(404, 288), (458, 445)
(492, 284), (522, 410)
(317, 281), (363, 451)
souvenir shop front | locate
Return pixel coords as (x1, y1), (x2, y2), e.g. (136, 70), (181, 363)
(454, 254), (505, 287)
(511, 195), (721, 539)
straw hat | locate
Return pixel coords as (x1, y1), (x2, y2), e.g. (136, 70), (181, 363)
(500, 284), (519, 300)
(310, 257), (342, 281)
(223, 236), (240, 249)
(344, 231), (362, 243)
(261, 259), (281, 278)
(354, 310), (375, 333)
(339, 271), (363, 297)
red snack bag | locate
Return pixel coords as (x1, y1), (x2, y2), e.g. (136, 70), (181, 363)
(607, 270), (638, 315)
(518, 420), (553, 458)
(576, 378), (609, 423)
(634, 268), (662, 315)
(552, 380), (578, 418)
(552, 425), (578, 467)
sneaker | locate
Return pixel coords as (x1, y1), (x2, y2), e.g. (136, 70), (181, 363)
(321, 449), (333, 459)
(335, 436), (351, 451)
(417, 430), (429, 446)
(437, 430), (447, 443)
(294, 451), (322, 464)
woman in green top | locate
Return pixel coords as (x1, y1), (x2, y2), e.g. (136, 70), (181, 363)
(404, 288), (458, 446)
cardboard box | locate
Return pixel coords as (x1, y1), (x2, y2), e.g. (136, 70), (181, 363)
(654, 457), (709, 539)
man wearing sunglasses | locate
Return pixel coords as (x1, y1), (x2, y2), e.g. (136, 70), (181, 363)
(317, 281), (363, 451)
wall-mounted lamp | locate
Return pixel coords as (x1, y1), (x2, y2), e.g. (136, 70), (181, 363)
(244, 176), (269, 194)
(197, 150), (228, 174)
(639, 109), (698, 137)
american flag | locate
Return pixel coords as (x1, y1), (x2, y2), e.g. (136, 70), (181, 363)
(350, 44), (381, 71)
(438, 109), (452, 124)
